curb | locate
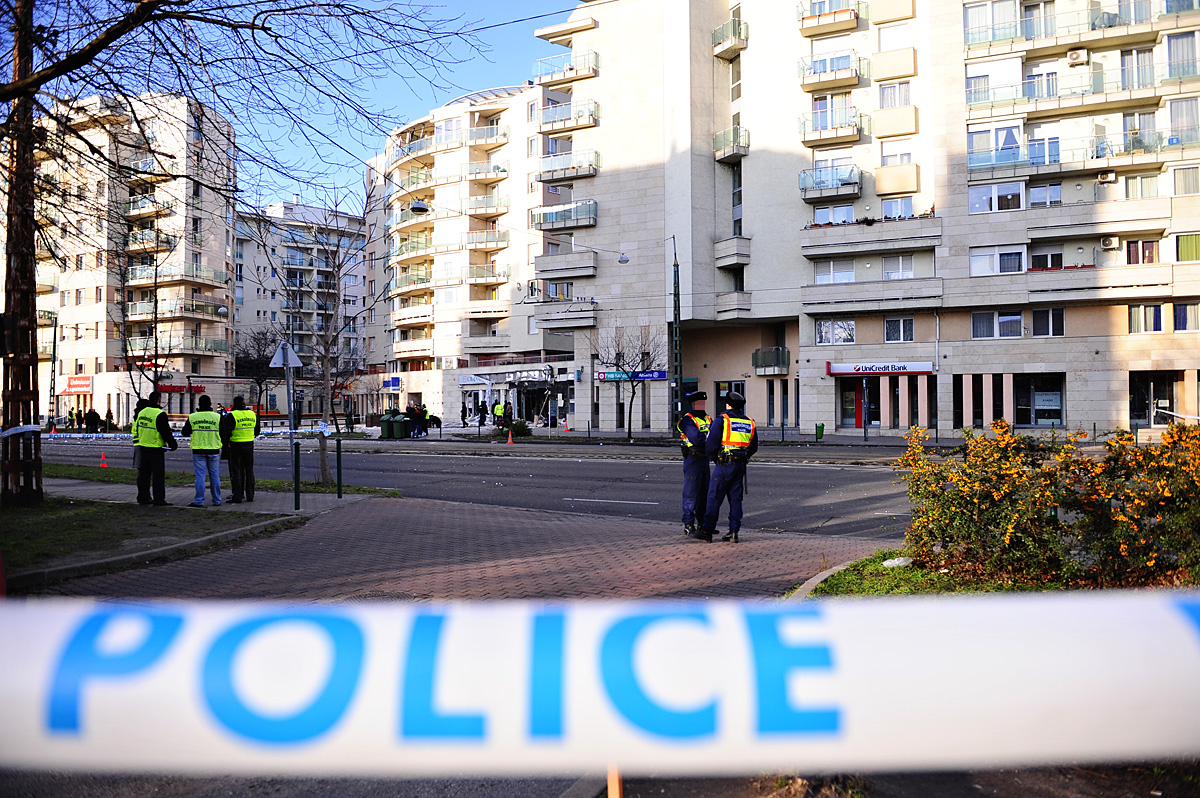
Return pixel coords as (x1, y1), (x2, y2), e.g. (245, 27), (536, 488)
(783, 561), (856, 602)
(557, 776), (607, 798)
(6, 515), (302, 592)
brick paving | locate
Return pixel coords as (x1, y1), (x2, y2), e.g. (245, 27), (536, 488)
(32, 497), (890, 601)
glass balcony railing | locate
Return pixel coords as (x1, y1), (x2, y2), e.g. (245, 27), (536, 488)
(466, 125), (509, 142)
(537, 150), (601, 173)
(712, 18), (750, 47)
(126, 336), (229, 354)
(713, 126), (751, 152)
(393, 168), (458, 190)
(462, 230), (510, 247)
(37, 309), (58, 325)
(539, 101), (599, 127)
(799, 165), (862, 190)
(388, 130), (463, 165)
(798, 0), (863, 18)
(800, 107), (861, 134)
(125, 298), (226, 318)
(461, 195), (509, 214)
(125, 229), (178, 249)
(967, 59), (1200, 108)
(534, 50), (600, 78)
(752, 346), (790, 371)
(966, 0), (1197, 46)
(126, 195), (176, 215)
(464, 160), (509, 178)
(799, 51), (868, 79)
(467, 265), (511, 280)
(126, 263), (226, 284)
(531, 199), (598, 228)
(967, 126), (1200, 168)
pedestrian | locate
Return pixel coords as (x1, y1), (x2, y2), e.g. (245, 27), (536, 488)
(220, 394), (259, 503)
(493, 398), (504, 427)
(183, 394), (223, 507)
(461, 401), (468, 427)
(134, 390), (179, 506)
(676, 391), (712, 537)
(84, 407), (101, 434)
(66, 408), (75, 432)
(503, 401), (513, 428)
(76, 408), (83, 433)
(104, 409), (114, 432)
(131, 397), (148, 468)
(690, 391), (758, 544)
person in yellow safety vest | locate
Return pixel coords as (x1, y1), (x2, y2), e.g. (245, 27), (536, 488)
(493, 399), (505, 427)
(688, 391), (758, 544)
(421, 404), (431, 438)
(220, 395), (260, 503)
(183, 394), (223, 507)
(134, 390), (179, 506)
(676, 391), (712, 537)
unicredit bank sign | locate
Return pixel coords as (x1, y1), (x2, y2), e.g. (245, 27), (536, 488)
(827, 362), (933, 376)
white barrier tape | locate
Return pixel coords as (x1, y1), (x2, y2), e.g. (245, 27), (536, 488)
(1, 592), (1198, 777)
(45, 433), (134, 440)
(0, 424), (41, 439)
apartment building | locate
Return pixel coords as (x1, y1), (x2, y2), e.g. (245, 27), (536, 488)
(380, 85), (575, 422)
(25, 93), (236, 424)
(234, 199), (373, 418)
(533, 0), (1200, 435)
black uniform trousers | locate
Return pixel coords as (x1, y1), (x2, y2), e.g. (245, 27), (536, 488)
(681, 452), (710, 526)
(228, 442), (256, 501)
(702, 461), (747, 533)
(136, 447), (166, 505)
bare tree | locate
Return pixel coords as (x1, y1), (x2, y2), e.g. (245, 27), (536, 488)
(232, 326), (283, 411)
(588, 322), (668, 443)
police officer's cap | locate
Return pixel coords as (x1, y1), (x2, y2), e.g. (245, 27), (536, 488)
(726, 391), (746, 408)
(684, 390), (707, 404)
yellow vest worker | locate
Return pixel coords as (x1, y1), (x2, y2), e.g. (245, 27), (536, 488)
(221, 396), (259, 503)
(677, 391), (712, 536)
(134, 391), (177, 506)
(692, 391), (758, 544)
(184, 395), (223, 506)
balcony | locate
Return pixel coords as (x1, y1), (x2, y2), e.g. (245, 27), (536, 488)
(716, 291), (753, 320)
(801, 214), (942, 259)
(462, 299), (510, 318)
(536, 150), (601, 183)
(532, 199), (598, 231)
(873, 47), (916, 82)
(802, 276), (944, 312)
(67, 96), (128, 130)
(395, 337), (435, 358)
(126, 263), (227, 287)
(534, 249), (598, 280)
(461, 195), (510, 217)
(797, 0), (865, 37)
(1026, 263), (1174, 305)
(714, 236), (752, 269)
(1026, 197), (1171, 240)
(964, 0), (1184, 51)
(534, 301), (597, 329)
(800, 51), (867, 92)
(123, 157), (178, 184)
(392, 168), (459, 193)
(35, 267), (58, 293)
(875, 162), (919, 195)
(800, 108), (862, 147)
(799, 165), (862, 203)
(388, 205), (455, 231)
(966, 127), (1200, 175)
(34, 240), (61, 262)
(37, 335), (54, 360)
(126, 335), (230, 355)
(37, 309), (58, 327)
(874, 105), (918, 138)
(466, 125), (510, 149)
(387, 131), (463, 168)
(534, 50), (600, 87)
(538, 101), (600, 134)
(467, 265), (511, 284)
(388, 236), (461, 262)
(463, 160), (510, 183)
(126, 195), (176, 219)
(712, 19), (750, 60)
(462, 230), (510, 250)
(394, 305), (434, 327)
(713, 126), (751, 163)
(753, 347), (790, 376)
(463, 334), (512, 353)
(125, 297), (227, 321)
(388, 271), (433, 295)
(125, 229), (178, 254)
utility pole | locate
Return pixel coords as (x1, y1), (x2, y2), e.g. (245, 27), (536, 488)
(1, 0), (44, 507)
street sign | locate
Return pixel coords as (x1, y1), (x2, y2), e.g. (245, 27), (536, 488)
(294, 390), (305, 400)
(269, 341), (304, 369)
(596, 370), (668, 382)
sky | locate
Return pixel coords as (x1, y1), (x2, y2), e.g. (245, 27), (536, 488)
(278, 0), (577, 205)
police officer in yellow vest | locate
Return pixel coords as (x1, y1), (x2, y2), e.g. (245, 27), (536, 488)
(493, 399), (505, 427)
(182, 394), (222, 507)
(676, 391), (712, 536)
(220, 395), (260, 503)
(134, 390), (178, 506)
(690, 391), (758, 544)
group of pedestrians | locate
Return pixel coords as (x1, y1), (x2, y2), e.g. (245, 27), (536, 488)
(677, 390), (759, 544)
(63, 407), (113, 433)
(405, 403), (432, 437)
(131, 392), (258, 507)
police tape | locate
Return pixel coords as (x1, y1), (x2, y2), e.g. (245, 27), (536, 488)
(1, 592), (1197, 777)
(44, 433), (134, 440)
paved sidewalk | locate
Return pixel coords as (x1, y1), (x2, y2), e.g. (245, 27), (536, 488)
(26, 496), (891, 601)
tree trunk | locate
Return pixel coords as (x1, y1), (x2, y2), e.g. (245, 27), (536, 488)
(318, 347), (333, 484)
(626, 382), (636, 443)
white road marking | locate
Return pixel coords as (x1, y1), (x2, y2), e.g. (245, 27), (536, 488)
(563, 498), (660, 505)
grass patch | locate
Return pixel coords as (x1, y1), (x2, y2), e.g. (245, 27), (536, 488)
(43, 462), (400, 497)
(805, 549), (1071, 598)
(1, 497), (274, 571)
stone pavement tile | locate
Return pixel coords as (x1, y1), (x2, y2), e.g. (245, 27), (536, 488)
(42, 477), (366, 517)
(31, 497), (890, 602)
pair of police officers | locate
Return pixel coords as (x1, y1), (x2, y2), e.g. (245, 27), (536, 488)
(676, 390), (759, 543)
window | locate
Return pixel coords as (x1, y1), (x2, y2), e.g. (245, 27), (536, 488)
(815, 204), (854, 225)
(881, 139), (912, 166)
(75, 289), (83, 305)
(811, 93), (852, 130)
(731, 55), (742, 101)
(1023, 68), (1058, 100)
(883, 254), (913, 279)
(1121, 48), (1155, 90)
(1174, 166), (1199, 196)
(95, 287), (103, 303)
(1129, 304), (1163, 333)
(972, 310), (1023, 338)
(1126, 239), (1159, 264)
(527, 136), (539, 158)
(1169, 97), (1198, 144)
(816, 318), (855, 345)
(528, 101), (538, 122)
(1174, 302), (1199, 331)
(548, 281), (572, 299)
(965, 75), (990, 104)
(1022, 0), (1055, 38)
(878, 22), (909, 51)
(60, 292), (67, 307)
(964, 0), (1018, 44)
(971, 246), (1025, 275)
(75, 253), (84, 270)
(270, 311), (276, 322)
(1125, 174), (1158, 199)
(814, 259), (855, 284)
(1178, 233), (1200, 262)
(1032, 307), (1064, 336)
(880, 81), (911, 109)
(882, 196), (914, 219)
(967, 125), (1021, 166)
(968, 182), (1023, 213)
(884, 316), (914, 342)
(1166, 33), (1198, 80)
(95, 251), (104, 269)
(1030, 245), (1062, 270)
(1028, 183), (1061, 206)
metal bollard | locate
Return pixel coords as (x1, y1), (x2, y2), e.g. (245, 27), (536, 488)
(336, 437), (343, 499)
(292, 441), (301, 511)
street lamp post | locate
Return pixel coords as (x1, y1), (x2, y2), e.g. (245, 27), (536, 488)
(670, 235), (683, 427)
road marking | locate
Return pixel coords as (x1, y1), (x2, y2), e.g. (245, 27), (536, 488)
(563, 498), (660, 505)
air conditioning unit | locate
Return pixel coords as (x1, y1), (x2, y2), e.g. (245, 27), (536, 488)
(1067, 48), (1090, 66)
(1101, 236), (1121, 251)
(1098, 170), (1118, 184)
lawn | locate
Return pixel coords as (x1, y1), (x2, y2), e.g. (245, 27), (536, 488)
(43, 462), (401, 497)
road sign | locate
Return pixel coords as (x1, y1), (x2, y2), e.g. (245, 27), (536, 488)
(269, 341), (304, 369)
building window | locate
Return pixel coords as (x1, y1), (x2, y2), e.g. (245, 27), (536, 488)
(1129, 304), (1163, 333)
(963, 0), (1018, 45)
(1030, 245), (1062, 270)
(1174, 302), (1199, 331)
(968, 182), (1022, 213)
(95, 251), (104, 269)
(816, 318), (855, 345)
(75, 253), (84, 270)
(970, 246), (1025, 275)
(95, 286), (103, 303)
(75, 289), (84, 305)
(967, 125), (1020, 166)
(60, 292), (67, 307)
(1125, 174), (1158, 199)
(882, 196), (914, 219)
(814, 204), (854, 225)
(1028, 183), (1061, 207)
(1175, 166), (1200, 196)
(1126, 239), (1159, 264)
(730, 55), (741, 101)
(548, 281), (572, 299)
(879, 81), (911, 109)
(1166, 33), (1199, 80)
(884, 316), (914, 342)
(972, 310), (1023, 338)
(814, 259), (854, 284)
(1032, 307), (1064, 336)
(881, 139), (912, 166)
(1178, 233), (1200, 262)
(883, 254), (913, 280)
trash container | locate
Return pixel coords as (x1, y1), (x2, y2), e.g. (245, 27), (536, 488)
(815, 423), (825, 441)
(380, 413), (395, 440)
(396, 418), (412, 440)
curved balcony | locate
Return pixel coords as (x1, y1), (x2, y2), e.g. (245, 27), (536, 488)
(395, 304), (434, 327)
(387, 131), (463, 169)
(390, 168), (459, 196)
(395, 337), (435, 358)
(461, 195), (509, 218)
(126, 263), (227, 288)
(463, 230), (510, 250)
(126, 195), (176, 220)
(534, 50), (600, 87)
(125, 229), (178, 254)
(388, 271), (433, 297)
(387, 236), (462, 264)
(387, 205), (454, 232)
(713, 19), (750, 60)
(536, 150), (601, 183)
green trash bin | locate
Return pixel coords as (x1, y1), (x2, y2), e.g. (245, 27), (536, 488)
(396, 418), (412, 440)
(815, 423), (825, 441)
(380, 413), (395, 440)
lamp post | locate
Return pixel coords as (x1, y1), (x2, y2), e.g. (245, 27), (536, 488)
(670, 235), (683, 427)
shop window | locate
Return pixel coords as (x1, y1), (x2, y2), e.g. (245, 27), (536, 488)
(1031, 307), (1064, 336)
(1014, 373), (1064, 426)
(814, 259), (854, 284)
(884, 316), (915, 342)
(968, 182), (1023, 214)
(1128, 304), (1163, 333)
(816, 318), (856, 345)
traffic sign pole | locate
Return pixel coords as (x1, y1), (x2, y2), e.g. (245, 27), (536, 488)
(271, 340), (303, 507)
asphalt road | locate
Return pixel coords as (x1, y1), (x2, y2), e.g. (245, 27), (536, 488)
(43, 443), (910, 539)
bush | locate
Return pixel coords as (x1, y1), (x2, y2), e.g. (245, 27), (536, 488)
(493, 419), (532, 438)
(899, 421), (1200, 588)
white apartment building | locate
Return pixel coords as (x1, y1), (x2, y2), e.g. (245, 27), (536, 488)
(23, 93), (236, 424)
(533, 0), (1200, 436)
(380, 85), (576, 423)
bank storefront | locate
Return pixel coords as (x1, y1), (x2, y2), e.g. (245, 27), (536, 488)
(828, 361), (936, 431)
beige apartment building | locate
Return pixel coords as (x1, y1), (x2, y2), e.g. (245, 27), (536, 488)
(379, 85), (576, 423)
(22, 93), (236, 424)
(531, 0), (1200, 436)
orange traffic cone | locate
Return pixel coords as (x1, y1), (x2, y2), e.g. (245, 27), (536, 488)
(100, 451), (108, 468)
(506, 429), (515, 445)
(562, 420), (569, 433)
